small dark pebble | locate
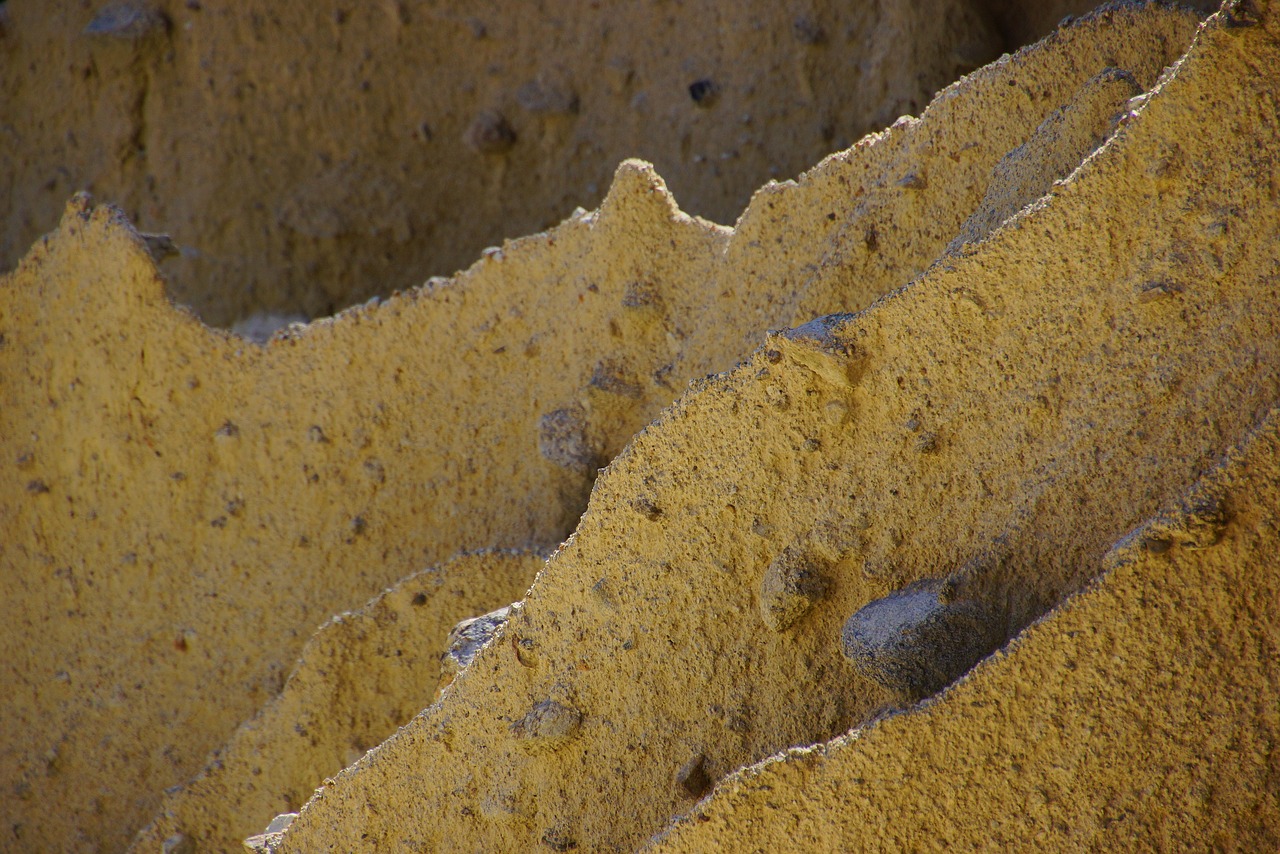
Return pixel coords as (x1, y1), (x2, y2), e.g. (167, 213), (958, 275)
(688, 79), (719, 107)
(633, 498), (662, 520)
(676, 753), (713, 799)
(793, 16), (825, 44)
(465, 110), (516, 154)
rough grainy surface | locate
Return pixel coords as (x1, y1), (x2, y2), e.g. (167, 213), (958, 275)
(652, 410), (1280, 851)
(0, 0), (1005, 326)
(270, 4), (1280, 852)
(1, 7), (1205, 851)
(5, 0), (1276, 852)
(129, 550), (545, 854)
(943, 65), (1142, 255)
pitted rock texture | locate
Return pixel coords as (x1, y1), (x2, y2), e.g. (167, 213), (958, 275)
(2, 0), (1009, 326)
(2, 9), (1206, 850)
(4, 1), (1274, 852)
(269, 6), (1277, 851)
(129, 551), (544, 854)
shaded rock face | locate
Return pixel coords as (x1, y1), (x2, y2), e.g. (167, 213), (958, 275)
(6, 1), (1278, 853)
(2, 0), (1007, 326)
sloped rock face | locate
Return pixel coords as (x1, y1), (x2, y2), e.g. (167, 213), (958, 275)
(1, 0), (1006, 326)
(130, 551), (545, 854)
(4, 1), (1278, 853)
(653, 410), (1280, 851)
(267, 7), (1280, 849)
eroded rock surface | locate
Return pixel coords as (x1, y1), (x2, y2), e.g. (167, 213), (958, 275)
(269, 5), (1279, 851)
(654, 406), (1280, 851)
(129, 551), (544, 853)
(5, 1), (1275, 852)
(1, 0), (1006, 325)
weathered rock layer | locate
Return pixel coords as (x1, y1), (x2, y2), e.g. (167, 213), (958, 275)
(2, 1), (1276, 852)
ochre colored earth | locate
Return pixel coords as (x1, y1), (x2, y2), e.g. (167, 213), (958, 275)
(2, 2), (1275, 852)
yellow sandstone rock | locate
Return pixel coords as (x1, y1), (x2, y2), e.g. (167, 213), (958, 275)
(271, 4), (1279, 852)
(129, 550), (544, 853)
(1, 0), (1007, 326)
(4, 1), (1276, 852)
(652, 406), (1280, 851)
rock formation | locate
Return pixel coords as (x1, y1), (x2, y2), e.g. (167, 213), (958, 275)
(2, 1), (1275, 852)
(2, 0), (1011, 326)
(132, 551), (545, 853)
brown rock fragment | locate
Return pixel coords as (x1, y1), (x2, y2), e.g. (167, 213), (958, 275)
(510, 700), (582, 749)
(1141, 492), (1230, 552)
(464, 110), (516, 154)
(675, 754), (713, 800)
(759, 545), (830, 632)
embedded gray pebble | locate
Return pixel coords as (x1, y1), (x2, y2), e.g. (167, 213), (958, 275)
(840, 577), (1001, 698)
(541, 826), (578, 851)
(139, 232), (178, 262)
(538, 406), (595, 473)
(84, 2), (167, 40)
(440, 606), (512, 682)
(792, 16), (826, 45)
(688, 79), (719, 107)
(588, 360), (643, 399)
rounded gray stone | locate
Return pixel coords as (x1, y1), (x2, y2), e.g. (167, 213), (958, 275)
(840, 578), (1000, 698)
